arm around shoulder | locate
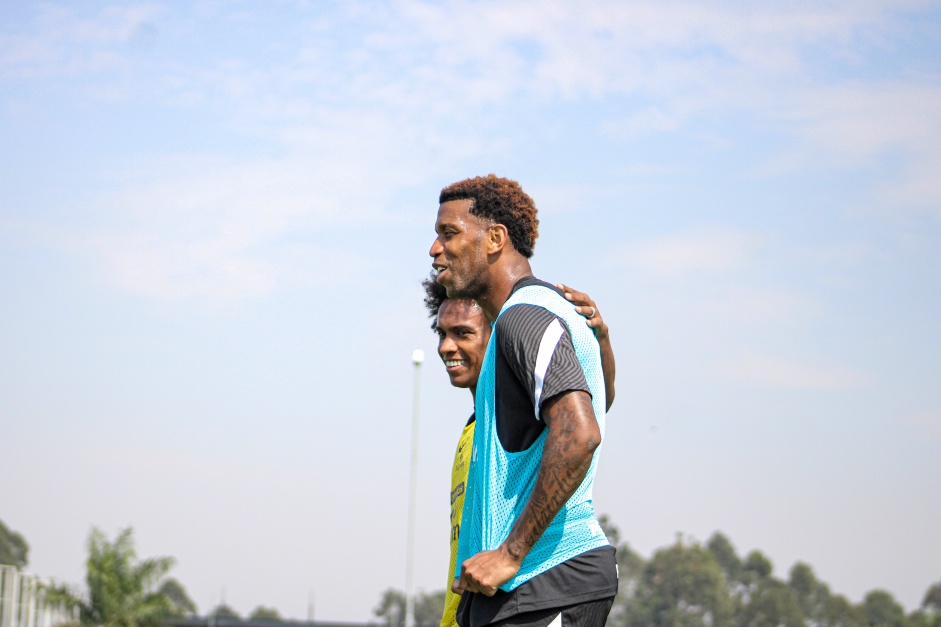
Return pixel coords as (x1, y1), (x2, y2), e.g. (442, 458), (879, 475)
(557, 283), (617, 410)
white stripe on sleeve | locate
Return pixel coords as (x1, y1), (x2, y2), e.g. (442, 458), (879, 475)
(533, 318), (564, 421)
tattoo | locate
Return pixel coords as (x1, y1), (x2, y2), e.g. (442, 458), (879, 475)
(505, 390), (599, 561)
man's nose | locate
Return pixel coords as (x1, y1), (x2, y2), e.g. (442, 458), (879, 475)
(439, 335), (457, 355)
(429, 237), (443, 257)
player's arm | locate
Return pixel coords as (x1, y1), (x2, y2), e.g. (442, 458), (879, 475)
(452, 389), (599, 596)
(558, 283), (616, 410)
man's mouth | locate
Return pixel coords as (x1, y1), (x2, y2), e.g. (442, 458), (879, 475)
(433, 264), (447, 278)
(445, 359), (464, 369)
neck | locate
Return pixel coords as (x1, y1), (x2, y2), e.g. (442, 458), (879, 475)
(477, 257), (533, 321)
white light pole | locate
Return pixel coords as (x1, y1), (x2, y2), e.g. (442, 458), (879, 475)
(405, 349), (424, 627)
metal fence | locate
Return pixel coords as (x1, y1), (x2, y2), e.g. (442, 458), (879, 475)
(0, 566), (75, 627)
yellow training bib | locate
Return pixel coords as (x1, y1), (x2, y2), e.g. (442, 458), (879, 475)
(440, 417), (475, 627)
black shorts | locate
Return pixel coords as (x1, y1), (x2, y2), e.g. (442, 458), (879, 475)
(487, 597), (615, 627)
(457, 546), (618, 627)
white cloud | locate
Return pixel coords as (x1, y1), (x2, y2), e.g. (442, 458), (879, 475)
(789, 85), (940, 159)
(719, 352), (868, 389)
(878, 158), (941, 219)
(89, 230), (277, 302)
(601, 107), (682, 140)
(611, 228), (763, 277)
(760, 83), (941, 218)
(0, 4), (164, 78)
(606, 228), (824, 326)
(703, 285), (820, 324)
(905, 411), (941, 442)
(78, 150), (404, 302)
(4, 0), (938, 305)
(3, 1), (930, 107)
(8, 148), (405, 304)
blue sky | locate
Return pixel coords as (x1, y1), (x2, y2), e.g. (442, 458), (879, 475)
(2, 0), (940, 622)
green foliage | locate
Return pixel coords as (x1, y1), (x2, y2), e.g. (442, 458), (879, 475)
(619, 536), (733, 627)
(210, 604), (240, 620)
(821, 593), (868, 627)
(908, 610), (941, 627)
(788, 562), (832, 624)
(923, 582), (941, 615)
(707, 532), (742, 584)
(598, 514), (621, 546)
(589, 518), (941, 627)
(373, 588), (446, 627)
(158, 579), (197, 617)
(248, 606), (281, 622)
(46, 526), (177, 627)
(743, 550), (774, 582)
(737, 578), (804, 627)
(397, 519), (941, 627)
(863, 590), (907, 627)
(0, 518), (29, 569)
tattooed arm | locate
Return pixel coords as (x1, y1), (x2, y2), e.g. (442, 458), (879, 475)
(451, 390), (600, 596)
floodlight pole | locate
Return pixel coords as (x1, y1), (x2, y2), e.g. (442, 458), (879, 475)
(405, 349), (424, 627)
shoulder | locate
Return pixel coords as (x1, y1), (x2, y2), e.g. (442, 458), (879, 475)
(494, 305), (572, 372)
(497, 276), (567, 334)
(512, 276), (563, 295)
(496, 302), (560, 335)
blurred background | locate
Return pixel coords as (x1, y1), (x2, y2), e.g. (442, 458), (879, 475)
(1, 0), (939, 622)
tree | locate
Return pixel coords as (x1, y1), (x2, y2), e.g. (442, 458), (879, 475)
(248, 606), (282, 622)
(600, 517), (647, 627)
(908, 610), (941, 627)
(599, 514), (621, 546)
(737, 579), (804, 627)
(210, 604), (241, 620)
(373, 588), (446, 627)
(626, 537), (733, 627)
(742, 550), (773, 584)
(158, 579), (197, 617)
(0, 518), (29, 569)
(862, 590), (906, 627)
(374, 588), (406, 627)
(788, 561), (832, 623)
(707, 532), (742, 585)
(923, 582), (941, 616)
(724, 549), (807, 627)
(820, 593), (867, 627)
(46, 527), (176, 627)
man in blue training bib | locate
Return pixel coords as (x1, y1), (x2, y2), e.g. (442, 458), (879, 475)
(428, 175), (618, 627)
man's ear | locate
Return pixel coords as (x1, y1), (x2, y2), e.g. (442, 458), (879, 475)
(486, 224), (509, 254)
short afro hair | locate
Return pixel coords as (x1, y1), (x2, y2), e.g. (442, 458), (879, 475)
(422, 272), (448, 331)
(439, 174), (539, 258)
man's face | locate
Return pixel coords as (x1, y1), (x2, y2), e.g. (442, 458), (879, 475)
(430, 199), (491, 300)
(435, 298), (491, 389)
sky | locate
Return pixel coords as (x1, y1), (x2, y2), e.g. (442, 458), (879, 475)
(1, 0), (940, 622)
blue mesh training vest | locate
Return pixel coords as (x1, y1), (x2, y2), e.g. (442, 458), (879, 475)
(455, 284), (609, 591)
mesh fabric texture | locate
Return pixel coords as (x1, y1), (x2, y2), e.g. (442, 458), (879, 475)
(456, 284), (609, 591)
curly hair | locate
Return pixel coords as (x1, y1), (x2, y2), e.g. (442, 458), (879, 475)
(439, 174), (539, 258)
(422, 272), (448, 331)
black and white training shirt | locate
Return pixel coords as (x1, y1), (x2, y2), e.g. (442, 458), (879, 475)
(456, 276), (617, 627)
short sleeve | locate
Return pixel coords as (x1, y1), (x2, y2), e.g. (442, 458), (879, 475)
(496, 304), (590, 417)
